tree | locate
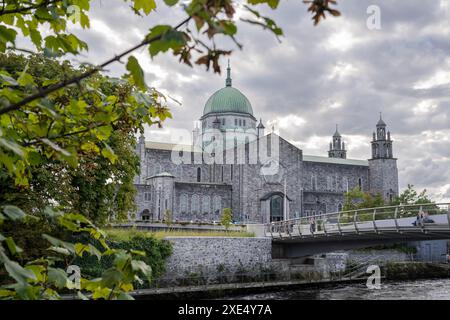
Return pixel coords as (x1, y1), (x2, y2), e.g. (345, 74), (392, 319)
(221, 208), (233, 231)
(391, 184), (433, 206)
(0, 54), (142, 225)
(0, 0), (342, 299)
(163, 209), (173, 230)
(343, 187), (385, 211)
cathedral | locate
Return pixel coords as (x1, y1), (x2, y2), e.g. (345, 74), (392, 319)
(132, 64), (399, 224)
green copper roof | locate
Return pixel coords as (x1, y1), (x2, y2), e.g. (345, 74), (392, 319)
(149, 172), (175, 179)
(203, 87), (253, 116)
(203, 63), (253, 116)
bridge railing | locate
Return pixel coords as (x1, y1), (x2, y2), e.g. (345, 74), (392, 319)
(265, 202), (450, 238)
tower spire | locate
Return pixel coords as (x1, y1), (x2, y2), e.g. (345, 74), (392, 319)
(226, 59), (232, 87)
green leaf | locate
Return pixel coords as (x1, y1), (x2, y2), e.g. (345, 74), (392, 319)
(47, 267), (69, 289)
(131, 260), (152, 282)
(77, 291), (89, 300)
(0, 25), (17, 45)
(101, 268), (123, 288)
(0, 289), (14, 298)
(42, 234), (75, 254)
(0, 138), (25, 157)
(117, 292), (135, 300)
(126, 56), (146, 90)
(101, 143), (118, 164)
(133, 0), (157, 14)
(147, 25), (187, 57)
(5, 237), (23, 256)
(2, 205), (26, 220)
(247, 0), (280, 9)
(163, 0), (179, 6)
(92, 287), (111, 300)
(41, 138), (72, 157)
(43, 206), (62, 218)
(4, 260), (37, 284)
(0, 72), (18, 86)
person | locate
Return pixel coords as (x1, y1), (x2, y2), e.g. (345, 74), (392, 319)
(310, 217), (316, 234)
(413, 212), (421, 226)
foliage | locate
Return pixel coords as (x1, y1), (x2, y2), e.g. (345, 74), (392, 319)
(0, 53), (144, 224)
(163, 209), (173, 226)
(0, 206), (153, 300)
(74, 234), (172, 289)
(390, 184), (433, 206)
(221, 208), (233, 231)
(343, 187), (385, 211)
(106, 228), (255, 240)
(0, 0), (341, 300)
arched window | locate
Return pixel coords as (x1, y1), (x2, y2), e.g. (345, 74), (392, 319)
(213, 195), (221, 217)
(343, 177), (349, 192)
(230, 164), (233, 181)
(358, 177), (363, 191)
(243, 120), (246, 126)
(337, 203), (343, 212)
(180, 194), (188, 215)
(221, 166), (224, 182)
(327, 176), (333, 191)
(311, 174), (317, 191)
(197, 167), (201, 182)
(235, 119), (237, 126)
(202, 195), (210, 215)
(222, 118), (225, 125)
(191, 194), (200, 214)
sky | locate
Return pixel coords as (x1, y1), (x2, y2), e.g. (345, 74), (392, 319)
(65, 0), (450, 201)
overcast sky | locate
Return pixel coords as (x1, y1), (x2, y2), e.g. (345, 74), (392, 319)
(67, 0), (450, 201)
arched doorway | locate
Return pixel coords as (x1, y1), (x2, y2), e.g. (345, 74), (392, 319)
(141, 209), (151, 221)
(270, 195), (283, 222)
(260, 191), (291, 223)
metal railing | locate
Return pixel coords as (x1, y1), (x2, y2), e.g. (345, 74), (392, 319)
(265, 203), (450, 239)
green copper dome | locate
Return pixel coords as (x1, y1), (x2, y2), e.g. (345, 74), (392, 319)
(202, 63), (253, 116)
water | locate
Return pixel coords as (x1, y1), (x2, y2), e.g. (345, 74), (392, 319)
(230, 279), (450, 300)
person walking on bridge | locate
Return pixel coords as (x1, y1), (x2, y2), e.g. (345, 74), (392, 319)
(310, 217), (316, 234)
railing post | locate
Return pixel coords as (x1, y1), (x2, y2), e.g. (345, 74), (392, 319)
(394, 207), (400, 233)
(372, 209), (378, 233)
(337, 211), (342, 235)
(447, 205), (450, 230)
(286, 221), (291, 237)
(297, 218), (303, 238)
(354, 210), (359, 234)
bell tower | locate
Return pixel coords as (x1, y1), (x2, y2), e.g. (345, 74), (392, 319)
(368, 114), (399, 202)
(328, 125), (347, 159)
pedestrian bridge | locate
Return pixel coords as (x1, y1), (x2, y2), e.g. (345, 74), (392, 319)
(265, 203), (450, 257)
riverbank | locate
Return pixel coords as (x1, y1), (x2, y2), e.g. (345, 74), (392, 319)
(384, 261), (450, 280)
(133, 262), (450, 300)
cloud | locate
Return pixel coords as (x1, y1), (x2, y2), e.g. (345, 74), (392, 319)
(64, 0), (450, 198)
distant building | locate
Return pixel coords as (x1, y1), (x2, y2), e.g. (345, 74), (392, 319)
(132, 65), (399, 223)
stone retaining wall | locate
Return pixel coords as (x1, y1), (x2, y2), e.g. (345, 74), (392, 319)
(163, 237), (273, 282)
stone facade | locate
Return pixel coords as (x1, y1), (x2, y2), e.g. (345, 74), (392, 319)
(164, 237), (273, 280)
(132, 70), (399, 223)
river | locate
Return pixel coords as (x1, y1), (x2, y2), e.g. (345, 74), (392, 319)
(229, 279), (450, 300)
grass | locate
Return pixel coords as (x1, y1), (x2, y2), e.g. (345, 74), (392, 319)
(106, 228), (255, 241)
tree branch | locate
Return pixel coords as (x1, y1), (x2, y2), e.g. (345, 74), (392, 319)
(0, 0), (62, 15)
(0, 16), (191, 116)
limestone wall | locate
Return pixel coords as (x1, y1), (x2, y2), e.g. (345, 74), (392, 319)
(163, 237), (273, 281)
